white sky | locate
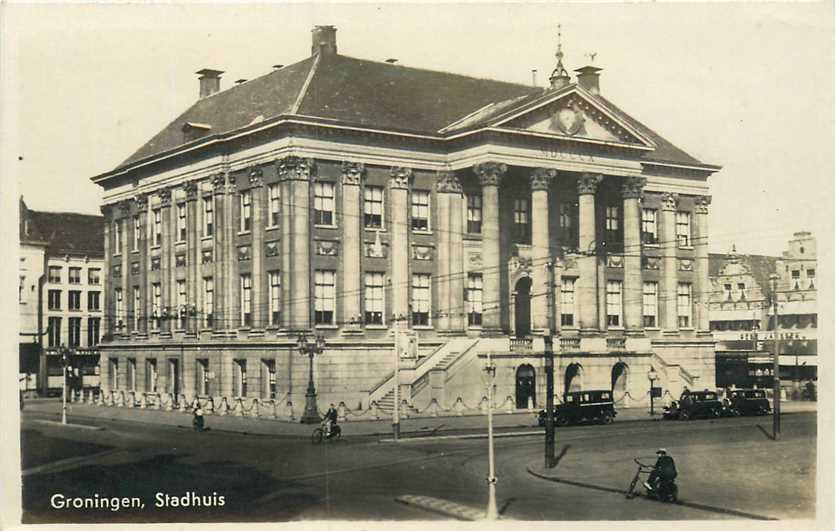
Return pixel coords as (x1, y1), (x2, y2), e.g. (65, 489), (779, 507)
(5, 1), (834, 255)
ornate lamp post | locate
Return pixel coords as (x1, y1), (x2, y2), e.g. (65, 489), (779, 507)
(60, 345), (70, 425)
(297, 333), (326, 424)
(483, 349), (498, 520)
(647, 366), (658, 416)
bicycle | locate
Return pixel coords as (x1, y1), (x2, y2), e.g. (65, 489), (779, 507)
(311, 424), (342, 444)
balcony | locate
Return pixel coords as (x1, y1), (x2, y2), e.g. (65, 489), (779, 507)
(606, 337), (627, 351)
(559, 336), (581, 351)
(509, 337), (533, 352)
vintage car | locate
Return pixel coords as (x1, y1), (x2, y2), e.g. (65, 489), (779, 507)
(663, 390), (723, 420)
(728, 389), (771, 416)
(537, 390), (617, 427)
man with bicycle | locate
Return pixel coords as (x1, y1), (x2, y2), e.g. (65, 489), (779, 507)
(322, 403), (338, 437)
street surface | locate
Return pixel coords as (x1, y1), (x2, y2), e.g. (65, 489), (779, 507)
(20, 406), (815, 522)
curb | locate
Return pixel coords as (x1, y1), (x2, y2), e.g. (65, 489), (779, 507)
(381, 429), (543, 443)
(31, 419), (103, 431)
(394, 495), (486, 521)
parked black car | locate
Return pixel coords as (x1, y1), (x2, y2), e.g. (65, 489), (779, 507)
(727, 389), (771, 416)
(538, 390), (616, 427)
(663, 390), (723, 420)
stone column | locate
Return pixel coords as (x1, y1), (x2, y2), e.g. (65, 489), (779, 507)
(341, 162), (364, 329)
(158, 188), (172, 334)
(211, 174), (227, 333)
(694, 195), (712, 332)
(622, 177), (646, 334)
(101, 206), (112, 336)
(277, 156), (315, 331)
(660, 192), (679, 331)
(530, 168), (556, 333)
(119, 201), (131, 334)
(577, 173), (602, 333)
(435, 171), (465, 333)
(249, 166), (266, 331)
(135, 194), (149, 334)
(225, 180), (239, 332)
(473, 162), (506, 334)
(389, 167), (412, 322)
(184, 182), (199, 334)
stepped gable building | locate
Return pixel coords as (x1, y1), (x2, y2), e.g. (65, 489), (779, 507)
(19, 198), (105, 396)
(92, 26), (720, 414)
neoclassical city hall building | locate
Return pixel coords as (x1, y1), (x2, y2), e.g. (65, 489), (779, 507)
(93, 26), (719, 415)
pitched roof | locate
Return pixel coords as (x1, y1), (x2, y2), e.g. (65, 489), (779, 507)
(709, 253), (779, 297)
(118, 52), (710, 171)
(25, 208), (105, 257)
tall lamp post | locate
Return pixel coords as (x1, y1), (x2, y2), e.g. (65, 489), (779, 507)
(484, 349), (498, 520)
(769, 273), (781, 439)
(60, 345), (70, 425)
(647, 366), (658, 416)
(297, 333), (326, 424)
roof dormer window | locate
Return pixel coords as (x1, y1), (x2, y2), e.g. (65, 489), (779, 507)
(182, 122), (212, 143)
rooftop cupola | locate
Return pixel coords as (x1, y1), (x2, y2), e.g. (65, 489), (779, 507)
(311, 25), (337, 56)
(196, 69), (224, 99)
(549, 24), (571, 90)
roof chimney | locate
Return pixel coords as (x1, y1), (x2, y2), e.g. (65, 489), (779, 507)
(311, 25), (337, 56)
(385, 58), (398, 64)
(575, 66), (602, 95)
(272, 64), (284, 70)
(235, 78), (247, 85)
(196, 69), (224, 99)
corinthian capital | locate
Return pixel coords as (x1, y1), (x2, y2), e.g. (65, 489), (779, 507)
(694, 195), (712, 214)
(621, 176), (647, 200)
(577, 173), (603, 195)
(473, 161), (507, 187)
(341, 161), (365, 186)
(183, 181), (199, 201)
(661, 192), (679, 211)
(211, 173), (226, 194)
(530, 168), (557, 192)
(134, 193), (148, 213)
(248, 165), (264, 188)
(118, 199), (132, 215)
(158, 188), (172, 207)
(389, 166), (413, 190)
(276, 156), (316, 181)
(435, 171), (463, 194)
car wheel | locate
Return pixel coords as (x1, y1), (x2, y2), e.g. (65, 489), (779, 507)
(679, 410), (690, 421)
(555, 416), (569, 427)
(601, 412), (614, 425)
(712, 408), (721, 418)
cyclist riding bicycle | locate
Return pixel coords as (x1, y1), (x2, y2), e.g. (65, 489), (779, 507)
(323, 403), (338, 437)
(644, 448), (677, 492)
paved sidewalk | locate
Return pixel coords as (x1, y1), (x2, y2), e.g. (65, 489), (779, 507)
(21, 399), (816, 439)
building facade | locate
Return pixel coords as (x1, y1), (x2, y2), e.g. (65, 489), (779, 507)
(93, 26), (719, 414)
(19, 198), (105, 395)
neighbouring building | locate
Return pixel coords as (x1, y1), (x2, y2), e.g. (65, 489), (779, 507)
(92, 26), (720, 415)
(18, 198), (105, 396)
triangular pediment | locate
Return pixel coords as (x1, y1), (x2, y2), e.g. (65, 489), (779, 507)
(490, 88), (655, 148)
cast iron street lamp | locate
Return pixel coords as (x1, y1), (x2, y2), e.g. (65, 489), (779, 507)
(483, 349), (498, 520)
(60, 345), (71, 425)
(648, 366), (658, 416)
(298, 333), (326, 424)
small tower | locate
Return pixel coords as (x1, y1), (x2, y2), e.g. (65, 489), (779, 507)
(549, 24), (571, 90)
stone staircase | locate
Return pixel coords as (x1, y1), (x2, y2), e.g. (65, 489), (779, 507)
(375, 388), (419, 415)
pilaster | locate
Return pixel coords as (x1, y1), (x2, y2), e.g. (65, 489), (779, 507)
(101, 205), (112, 337)
(249, 166), (266, 330)
(389, 166), (413, 322)
(660, 192), (679, 332)
(135, 194), (149, 335)
(473, 162), (507, 333)
(211, 173), (227, 333)
(622, 176), (646, 334)
(341, 161), (364, 331)
(184, 181), (199, 334)
(118, 200), (131, 334)
(694, 195), (711, 332)
(158, 188), (172, 335)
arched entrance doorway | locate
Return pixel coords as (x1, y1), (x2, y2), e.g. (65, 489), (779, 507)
(516, 364), (536, 409)
(611, 362), (629, 403)
(565, 363), (584, 395)
(514, 277), (532, 337)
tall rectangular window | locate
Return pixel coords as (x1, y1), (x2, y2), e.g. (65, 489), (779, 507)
(676, 211), (691, 247)
(127, 359), (137, 391)
(132, 215), (140, 251)
(48, 290), (61, 310)
(605, 206), (620, 246)
(412, 274), (431, 326)
(641, 208), (658, 244)
(561, 278), (576, 327)
(133, 287), (141, 329)
(677, 283), (692, 328)
(364, 186), (384, 229)
(559, 202), (574, 231)
(146, 359), (157, 393)
(269, 271), (281, 326)
(176, 280), (187, 328)
(88, 291), (100, 311)
(364, 272), (385, 325)
(68, 267), (81, 285)
(240, 274), (252, 326)
(268, 184), (280, 227)
(313, 182), (335, 226)
(88, 268), (100, 285)
(233, 359), (247, 397)
(196, 359), (209, 396)
(203, 277), (214, 328)
(68, 290), (81, 310)
(466, 274), (483, 326)
(514, 198), (529, 241)
(466, 194), (482, 234)
(87, 317), (100, 346)
(48, 317), (61, 347)
(113, 220), (122, 253)
(807, 268), (816, 289)
(68, 317), (82, 347)
(177, 203), (187, 242)
(411, 190), (430, 231)
(262, 359), (277, 399)
(153, 209), (162, 246)
(109, 359), (119, 390)
(49, 266), (62, 284)
(606, 280), (623, 327)
(240, 191), (252, 232)
(202, 197), (214, 237)
(115, 288), (124, 328)
(151, 283), (161, 330)
(314, 270), (336, 325)
(642, 282), (658, 327)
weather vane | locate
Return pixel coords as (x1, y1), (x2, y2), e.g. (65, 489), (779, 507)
(586, 52), (598, 64)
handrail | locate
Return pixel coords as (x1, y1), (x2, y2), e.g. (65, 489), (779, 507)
(443, 339), (482, 380)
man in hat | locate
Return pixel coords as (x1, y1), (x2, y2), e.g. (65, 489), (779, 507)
(644, 448), (677, 491)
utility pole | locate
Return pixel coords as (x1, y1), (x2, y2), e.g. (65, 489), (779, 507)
(544, 260), (557, 468)
(61, 346), (68, 425)
(485, 349), (498, 520)
(393, 315), (402, 440)
(769, 273), (781, 439)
